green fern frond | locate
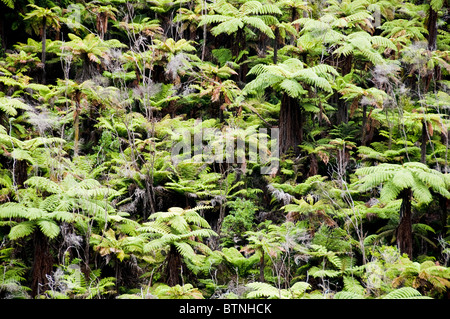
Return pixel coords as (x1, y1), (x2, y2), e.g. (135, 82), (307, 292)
(0, 76), (25, 89)
(294, 17), (329, 32)
(246, 2), (282, 16)
(327, 253), (343, 270)
(1, 0), (14, 8)
(212, 18), (243, 36)
(24, 208), (44, 220)
(36, 219), (60, 239)
(430, 0), (444, 11)
(22, 137), (65, 150)
(47, 211), (76, 223)
(371, 36), (397, 51)
(0, 202), (27, 219)
(308, 266), (341, 278)
(174, 241), (196, 260)
(410, 177), (433, 204)
(0, 97), (29, 116)
(382, 287), (432, 299)
(25, 176), (61, 194)
(9, 149), (35, 165)
(242, 16), (275, 38)
(246, 281), (310, 299)
(39, 195), (62, 212)
(392, 169), (415, 189)
(170, 215), (190, 234)
(9, 221), (35, 240)
(246, 282), (282, 299)
(139, 220), (171, 235)
(343, 276), (366, 295)
(358, 170), (394, 191)
(182, 229), (217, 240)
(379, 180), (402, 203)
(279, 79), (306, 98)
(289, 281), (311, 297)
(333, 291), (365, 299)
(143, 238), (169, 253)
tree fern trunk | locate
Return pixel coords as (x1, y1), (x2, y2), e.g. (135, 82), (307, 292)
(279, 93), (303, 155)
(234, 27), (248, 83)
(166, 245), (182, 286)
(361, 104), (367, 145)
(397, 188), (413, 259)
(425, 7), (439, 91)
(41, 16), (47, 85)
(259, 253), (265, 282)
(439, 194), (448, 235)
(13, 159), (28, 188)
(31, 229), (54, 297)
(421, 120), (427, 164)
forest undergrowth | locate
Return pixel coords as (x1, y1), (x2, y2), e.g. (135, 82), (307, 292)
(0, 0), (449, 299)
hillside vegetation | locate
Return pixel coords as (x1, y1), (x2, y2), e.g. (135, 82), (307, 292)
(0, 0), (449, 299)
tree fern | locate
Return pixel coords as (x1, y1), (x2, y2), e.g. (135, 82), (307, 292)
(198, 0), (280, 39)
(430, 0), (444, 11)
(245, 59), (337, 97)
(356, 163), (450, 204)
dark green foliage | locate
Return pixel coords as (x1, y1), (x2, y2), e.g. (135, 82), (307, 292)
(221, 198), (257, 247)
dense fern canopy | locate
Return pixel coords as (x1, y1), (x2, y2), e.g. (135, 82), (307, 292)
(0, 0), (449, 301)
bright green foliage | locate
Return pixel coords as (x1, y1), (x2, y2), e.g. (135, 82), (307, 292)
(356, 162), (450, 204)
(246, 281), (311, 299)
(42, 259), (116, 299)
(0, 0), (449, 301)
(138, 206), (218, 272)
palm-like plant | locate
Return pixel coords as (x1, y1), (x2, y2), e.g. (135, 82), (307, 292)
(198, 0), (281, 80)
(86, 0), (119, 39)
(355, 162), (450, 259)
(51, 79), (119, 156)
(244, 58), (338, 154)
(117, 17), (163, 38)
(23, 4), (62, 83)
(198, 0), (281, 51)
(244, 224), (285, 282)
(1, 50), (41, 75)
(0, 171), (120, 296)
(188, 62), (240, 116)
(379, 18), (428, 51)
(60, 33), (126, 81)
(137, 206), (217, 286)
(150, 37), (198, 83)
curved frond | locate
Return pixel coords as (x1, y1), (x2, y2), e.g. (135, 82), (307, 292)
(174, 241), (196, 259)
(9, 221), (35, 240)
(279, 78), (306, 98)
(24, 176), (61, 194)
(382, 287), (431, 299)
(242, 17), (275, 38)
(36, 219), (60, 239)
